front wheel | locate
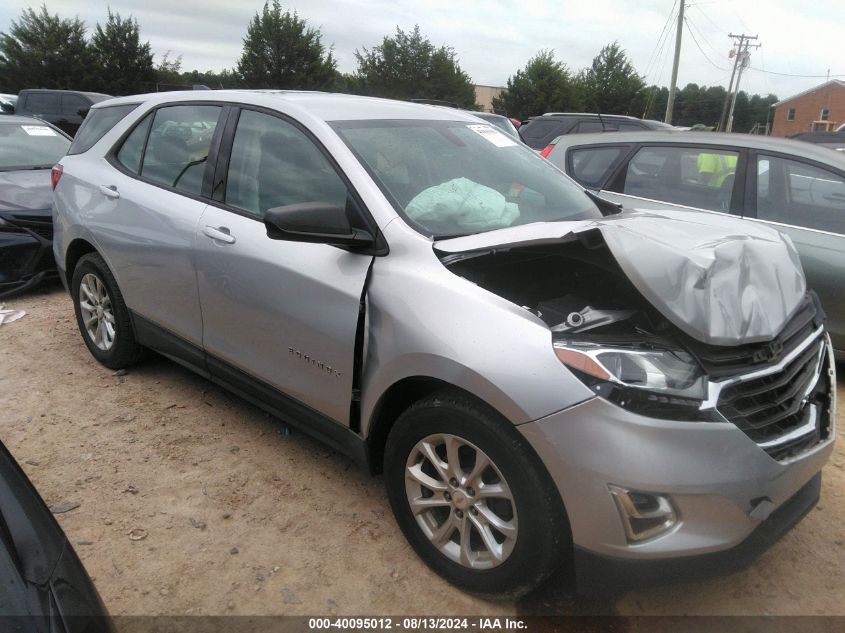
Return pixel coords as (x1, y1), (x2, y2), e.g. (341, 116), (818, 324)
(384, 390), (571, 597)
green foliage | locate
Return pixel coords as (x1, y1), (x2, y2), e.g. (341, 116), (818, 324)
(236, 0), (337, 89)
(88, 10), (154, 95)
(641, 82), (777, 130)
(492, 50), (583, 119)
(0, 4), (90, 92)
(578, 42), (646, 115)
(353, 25), (477, 108)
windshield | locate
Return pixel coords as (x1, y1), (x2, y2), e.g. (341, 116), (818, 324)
(332, 119), (601, 238)
(0, 122), (70, 170)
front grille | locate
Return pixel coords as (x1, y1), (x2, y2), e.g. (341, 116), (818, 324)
(683, 294), (821, 379)
(716, 332), (831, 459)
(10, 214), (54, 241)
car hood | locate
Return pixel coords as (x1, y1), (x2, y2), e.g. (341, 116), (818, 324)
(435, 209), (807, 346)
(0, 170), (53, 213)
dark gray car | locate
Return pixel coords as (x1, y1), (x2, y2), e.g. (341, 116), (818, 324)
(544, 131), (845, 359)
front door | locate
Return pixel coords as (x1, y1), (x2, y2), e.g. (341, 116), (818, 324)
(194, 108), (374, 425)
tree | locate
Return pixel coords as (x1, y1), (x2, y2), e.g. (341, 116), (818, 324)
(88, 10), (154, 95)
(492, 50), (583, 119)
(353, 25), (476, 108)
(0, 5), (90, 93)
(579, 42), (646, 115)
(236, 0), (336, 89)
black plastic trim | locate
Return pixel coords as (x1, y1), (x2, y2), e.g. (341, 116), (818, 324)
(130, 311), (369, 470)
(573, 471), (821, 595)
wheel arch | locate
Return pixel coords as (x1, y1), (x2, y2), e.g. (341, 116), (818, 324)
(64, 238), (98, 288)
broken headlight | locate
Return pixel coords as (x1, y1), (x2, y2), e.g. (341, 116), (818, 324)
(554, 341), (715, 419)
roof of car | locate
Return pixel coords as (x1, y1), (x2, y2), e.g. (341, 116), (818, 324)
(0, 114), (60, 126)
(95, 90), (487, 123)
(550, 130), (845, 169)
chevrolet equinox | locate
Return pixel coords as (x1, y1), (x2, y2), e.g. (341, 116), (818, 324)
(52, 91), (837, 597)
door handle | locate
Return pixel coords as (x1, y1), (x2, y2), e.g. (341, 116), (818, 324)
(99, 185), (120, 199)
(202, 225), (236, 244)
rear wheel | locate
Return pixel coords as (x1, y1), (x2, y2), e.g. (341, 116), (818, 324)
(71, 253), (143, 369)
(384, 390), (570, 597)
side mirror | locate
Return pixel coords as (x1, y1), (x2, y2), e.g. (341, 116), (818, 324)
(264, 202), (375, 249)
(77, 107), (90, 118)
(0, 102), (13, 113)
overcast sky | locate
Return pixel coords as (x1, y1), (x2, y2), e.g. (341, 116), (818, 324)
(2, 0), (843, 100)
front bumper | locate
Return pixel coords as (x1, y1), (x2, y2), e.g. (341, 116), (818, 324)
(518, 383), (835, 589)
(0, 226), (56, 298)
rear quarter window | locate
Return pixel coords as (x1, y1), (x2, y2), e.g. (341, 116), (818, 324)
(566, 146), (627, 187)
(69, 104), (139, 155)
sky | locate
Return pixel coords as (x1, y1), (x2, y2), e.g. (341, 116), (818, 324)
(2, 0), (843, 101)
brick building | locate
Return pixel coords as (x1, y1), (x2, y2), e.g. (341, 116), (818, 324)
(771, 79), (845, 137)
(474, 84), (505, 112)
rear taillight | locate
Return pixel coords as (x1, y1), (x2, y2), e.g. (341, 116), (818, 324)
(539, 144), (555, 158)
(51, 164), (63, 191)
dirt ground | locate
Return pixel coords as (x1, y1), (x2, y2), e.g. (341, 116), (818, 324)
(1, 284), (844, 618)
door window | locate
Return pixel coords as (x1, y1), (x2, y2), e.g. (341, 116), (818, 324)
(224, 109), (349, 218)
(621, 146), (739, 212)
(61, 94), (89, 116)
(115, 113), (153, 174)
(569, 146), (626, 188)
(756, 155), (845, 233)
(140, 105), (222, 195)
(24, 93), (59, 114)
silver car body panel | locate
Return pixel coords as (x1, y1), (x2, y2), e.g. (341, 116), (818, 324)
(52, 91), (836, 571)
(436, 208), (806, 346)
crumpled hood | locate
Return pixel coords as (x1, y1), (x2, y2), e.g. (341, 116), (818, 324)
(435, 209), (807, 346)
(0, 170), (53, 212)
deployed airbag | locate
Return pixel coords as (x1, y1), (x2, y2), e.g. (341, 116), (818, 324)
(406, 177), (519, 231)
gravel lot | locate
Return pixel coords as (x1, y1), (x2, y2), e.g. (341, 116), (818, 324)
(1, 284), (844, 618)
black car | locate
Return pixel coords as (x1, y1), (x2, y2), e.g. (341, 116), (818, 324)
(0, 116), (71, 298)
(0, 440), (111, 630)
(15, 90), (111, 137)
(518, 112), (676, 150)
(790, 130), (845, 153)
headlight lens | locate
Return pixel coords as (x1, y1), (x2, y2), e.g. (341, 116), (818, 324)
(554, 341), (707, 401)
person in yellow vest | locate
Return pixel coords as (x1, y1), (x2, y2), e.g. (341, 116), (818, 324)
(697, 152), (737, 187)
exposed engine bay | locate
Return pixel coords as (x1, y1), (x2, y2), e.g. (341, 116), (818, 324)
(441, 230), (679, 344)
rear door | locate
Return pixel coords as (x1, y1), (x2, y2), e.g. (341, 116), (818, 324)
(745, 152), (845, 354)
(194, 107), (375, 426)
(89, 102), (225, 346)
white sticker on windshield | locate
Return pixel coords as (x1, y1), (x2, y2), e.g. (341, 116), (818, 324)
(467, 124), (517, 148)
(22, 125), (57, 136)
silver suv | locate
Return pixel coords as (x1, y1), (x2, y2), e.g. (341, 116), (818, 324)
(52, 91), (836, 597)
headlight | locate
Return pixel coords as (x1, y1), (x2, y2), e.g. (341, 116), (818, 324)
(554, 340), (716, 420)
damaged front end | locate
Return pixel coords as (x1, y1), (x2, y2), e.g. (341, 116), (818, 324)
(0, 209), (56, 298)
(436, 211), (835, 462)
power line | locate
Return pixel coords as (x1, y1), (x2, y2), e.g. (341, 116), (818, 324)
(643, 0), (678, 83)
(684, 17), (729, 71)
(747, 67), (845, 78)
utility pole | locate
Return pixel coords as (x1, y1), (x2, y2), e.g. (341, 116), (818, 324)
(664, 1), (685, 124)
(717, 35), (744, 131)
(726, 35), (760, 133)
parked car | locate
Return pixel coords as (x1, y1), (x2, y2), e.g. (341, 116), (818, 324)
(16, 89), (111, 137)
(0, 439), (111, 629)
(0, 93), (17, 113)
(790, 130), (845, 153)
(53, 91), (835, 596)
(543, 131), (845, 361)
(519, 113), (677, 151)
(0, 115), (72, 297)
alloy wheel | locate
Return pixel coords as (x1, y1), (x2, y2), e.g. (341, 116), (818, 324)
(79, 273), (116, 351)
(404, 433), (518, 569)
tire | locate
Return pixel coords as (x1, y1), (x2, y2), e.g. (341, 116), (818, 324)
(384, 389), (571, 598)
(71, 252), (144, 369)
